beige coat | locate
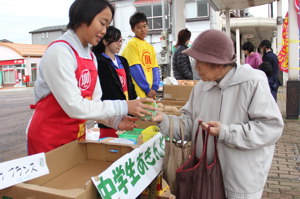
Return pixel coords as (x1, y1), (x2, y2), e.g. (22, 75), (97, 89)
(158, 64), (284, 199)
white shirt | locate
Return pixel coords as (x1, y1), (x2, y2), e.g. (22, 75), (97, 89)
(32, 30), (127, 129)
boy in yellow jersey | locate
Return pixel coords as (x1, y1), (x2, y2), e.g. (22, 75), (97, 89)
(122, 12), (160, 98)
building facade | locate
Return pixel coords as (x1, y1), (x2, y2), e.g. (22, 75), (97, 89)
(0, 0), (280, 87)
(29, 25), (67, 45)
(0, 42), (47, 87)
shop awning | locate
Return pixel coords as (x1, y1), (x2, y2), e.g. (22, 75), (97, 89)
(206, 0), (277, 11)
(0, 59), (24, 65)
(135, 0), (171, 4)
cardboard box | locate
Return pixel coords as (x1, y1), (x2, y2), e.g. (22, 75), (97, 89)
(158, 99), (186, 107)
(135, 119), (157, 129)
(0, 140), (134, 199)
(163, 85), (194, 101)
(177, 80), (199, 86)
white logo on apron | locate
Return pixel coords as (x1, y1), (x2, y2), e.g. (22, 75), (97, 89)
(119, 75), (126, 88)
(79, 69), (91, 90)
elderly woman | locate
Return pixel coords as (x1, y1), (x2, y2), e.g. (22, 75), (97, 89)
(153, 30), (283, 199)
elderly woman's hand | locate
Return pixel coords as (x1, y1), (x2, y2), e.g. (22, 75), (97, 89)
(201, 121), (221, 136)
(151, 111), (164, 122)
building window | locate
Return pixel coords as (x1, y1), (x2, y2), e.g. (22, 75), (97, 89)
(136, 4), (170, 30)
(3, 65), (15, 83)
(185, 0), (209, 19)
(31, 64), (37, 82)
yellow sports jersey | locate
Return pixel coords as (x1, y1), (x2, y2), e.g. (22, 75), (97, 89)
(122, 37), (159, 98)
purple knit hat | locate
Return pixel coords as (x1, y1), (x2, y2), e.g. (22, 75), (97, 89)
(183, 29), (236, 65)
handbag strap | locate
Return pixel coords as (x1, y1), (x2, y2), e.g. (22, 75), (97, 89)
(202, 126), (210, 159)
(204, 132), (219, 166)
(193, 120), (216, 157)
(179, 119), (185, 148)
(192, 120), (203, 154)
(198, 120), (219, 166)
(168, 115), (174, 141)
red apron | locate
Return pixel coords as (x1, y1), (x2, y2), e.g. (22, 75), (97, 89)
(116, 67), (129, 100)
(27, 40), (97, 155)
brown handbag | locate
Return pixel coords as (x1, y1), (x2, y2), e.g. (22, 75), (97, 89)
(175, 120), (226, 199)
(163, 116), (192, 194)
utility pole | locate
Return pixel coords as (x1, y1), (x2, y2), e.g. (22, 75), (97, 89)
(159, 0), (171, 79)
(286, 0), (300, 119)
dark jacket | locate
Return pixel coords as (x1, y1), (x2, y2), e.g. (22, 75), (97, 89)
(172, 45), (193, 80)
(268, 76), (277, 100)
(95, 53), (137, 128)
(263, 51), (281, 87)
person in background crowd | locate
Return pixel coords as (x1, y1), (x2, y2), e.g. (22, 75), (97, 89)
(241, 41), (262, 69)
(122, 12), (160, 98)
(152, 30), (283, 199)
(172, 28), (193, 80)
(259, 62), (277, 100)
(259, 39), (281, 101)
(26, 0), (154, 155)
(92, 26), (137, 138)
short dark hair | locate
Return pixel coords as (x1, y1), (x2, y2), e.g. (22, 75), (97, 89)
(175, 28), (191, 47)
(92, 26), (121, 54)
(129, 12), (148, 29)
(67, 0), (115, 31)
(242, 42), (254, 53)
(259, 40), (272, 49)
(259, 61), (273, 77)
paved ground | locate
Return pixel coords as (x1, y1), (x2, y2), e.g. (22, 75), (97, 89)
(262, 86), (300, 199)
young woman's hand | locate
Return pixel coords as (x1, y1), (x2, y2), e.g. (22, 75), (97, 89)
(117, 116), (139, 131)
(127, 98), (156, 117)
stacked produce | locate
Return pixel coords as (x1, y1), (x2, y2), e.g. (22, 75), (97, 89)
(157, 102), (181, 115)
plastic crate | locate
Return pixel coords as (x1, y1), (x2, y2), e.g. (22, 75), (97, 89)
(118, 128), (143, 144)
(142, 126), (160, 142)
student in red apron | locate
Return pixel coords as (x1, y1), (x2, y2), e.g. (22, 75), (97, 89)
(92, 26), (138, 138)
(26, 0), (154, 155)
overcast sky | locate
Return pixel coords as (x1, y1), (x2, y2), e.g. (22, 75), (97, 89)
(0, 0), (74, 44)
(0, 0), (289, 44)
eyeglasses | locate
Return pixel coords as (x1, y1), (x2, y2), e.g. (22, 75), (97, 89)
(117, 39), (125, 43)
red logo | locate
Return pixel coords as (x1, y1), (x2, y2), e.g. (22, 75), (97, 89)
(142, 51), (152, 72)
(79, 69), (91, 90)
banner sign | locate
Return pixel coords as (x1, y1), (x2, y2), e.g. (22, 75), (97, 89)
(0, 59), (24, 65)
(92, 133), (165, 199)
(278, 13), (289, 72)
(0, 153), (49, 190)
